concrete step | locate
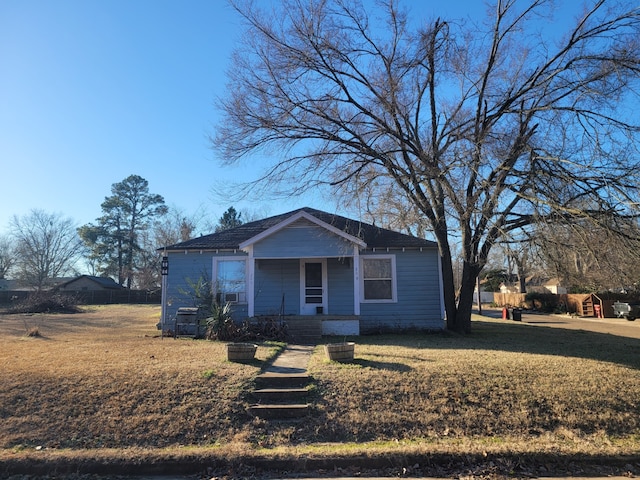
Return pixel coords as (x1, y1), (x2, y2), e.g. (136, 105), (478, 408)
(252, 387), (309, 403)
(288, 334), (321, 344)
(248, 344), (315, 420)
(284, 318), (322, 344)
(248, 403), (310, 419)
(255, 372), (310, 389)
(286, 329), (321, 341)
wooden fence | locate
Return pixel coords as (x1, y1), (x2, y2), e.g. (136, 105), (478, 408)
(492, 293), (527, 307)
(0, 289), (161, 305)
(491, 292), (617, 317)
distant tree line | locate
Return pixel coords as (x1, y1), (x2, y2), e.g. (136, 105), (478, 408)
(1, 170), (640, 295)
(0, 174), (248, 291)
(1, 174), (640, 298)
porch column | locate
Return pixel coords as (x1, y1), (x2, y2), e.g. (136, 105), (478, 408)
(353, 245), (360, 315)
(246, 247), (255, 317)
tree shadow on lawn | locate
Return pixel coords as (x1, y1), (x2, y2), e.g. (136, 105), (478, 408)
(354, 321), (640, 371)
(349, 357), (413, 372)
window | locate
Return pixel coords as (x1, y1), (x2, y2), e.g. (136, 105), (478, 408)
(214, 258), (246, 303)
(361, 255), (396, 302)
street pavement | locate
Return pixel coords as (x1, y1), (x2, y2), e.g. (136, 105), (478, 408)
(478, 307), (640, 339)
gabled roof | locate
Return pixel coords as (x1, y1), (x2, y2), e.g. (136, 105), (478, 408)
(59, 275), (122, 290)
(239, 210), (367, 250)
(161, 207), (437, 251)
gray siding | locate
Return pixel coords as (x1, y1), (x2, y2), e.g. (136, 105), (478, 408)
(252, 219), (355, 258)
(359, 249), (444, 333)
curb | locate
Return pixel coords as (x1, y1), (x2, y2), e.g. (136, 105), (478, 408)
(2, 451), (639, 478)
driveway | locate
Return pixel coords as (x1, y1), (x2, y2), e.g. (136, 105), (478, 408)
(478, 307), (640, 340)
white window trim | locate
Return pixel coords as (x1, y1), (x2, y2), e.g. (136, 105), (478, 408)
(360, 254), (397, 303)
(212, 256), (248, 305)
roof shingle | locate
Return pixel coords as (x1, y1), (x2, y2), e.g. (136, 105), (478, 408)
(161, 207), (436, 251)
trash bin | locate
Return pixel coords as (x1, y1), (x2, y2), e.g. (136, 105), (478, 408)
(511, 308), (522, 321)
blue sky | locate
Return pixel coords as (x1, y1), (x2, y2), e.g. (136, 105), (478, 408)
(1, 0), (254, 233)
(0, 0), (572, 234)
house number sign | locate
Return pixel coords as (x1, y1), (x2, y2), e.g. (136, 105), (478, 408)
(161, 256), (169, 276)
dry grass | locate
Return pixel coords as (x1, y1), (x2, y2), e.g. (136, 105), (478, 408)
(0, 305), (280, 450)
(1, 305), (639, 470)
(304, 322), (640, 449)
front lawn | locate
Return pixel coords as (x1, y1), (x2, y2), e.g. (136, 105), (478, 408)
(1, 305), (638, 476)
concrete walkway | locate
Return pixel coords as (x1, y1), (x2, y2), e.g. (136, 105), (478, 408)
(253, 344), (316, 386)
(265, 344), (316, 374)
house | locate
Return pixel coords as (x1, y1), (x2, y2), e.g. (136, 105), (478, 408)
(159, 207), (444, 336)
(58, 275), (122, 292)
(499, 278), (521, 294)
(0, 279), (19, 290)
(499, 275), (567, 295)
(526, 275), (567, 295)
(0, 277), (79, 292)
(473, 279), (496, 304)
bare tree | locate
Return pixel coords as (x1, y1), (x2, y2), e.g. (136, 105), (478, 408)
(213, 0), (640, 332)
(9, 210), (82, 289)
(0, 234), (16, 280)
(497, 240), (537, 293)
(154, 206), (201, 248)
(344, 175), (432, 238)
(534, 218), (640, 292)
(136, 228), (166, 291)
(136, 206), (202, 290)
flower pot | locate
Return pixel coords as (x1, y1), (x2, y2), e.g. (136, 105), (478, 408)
(227, 343), (257, 362)
(325, 342), (355, 362)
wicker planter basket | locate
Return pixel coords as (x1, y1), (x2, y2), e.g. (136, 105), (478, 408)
(325, 342), (355, 362)
(227, 343), (258, 362)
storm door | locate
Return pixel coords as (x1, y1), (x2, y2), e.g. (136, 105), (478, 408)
(300, 259), (327, 315)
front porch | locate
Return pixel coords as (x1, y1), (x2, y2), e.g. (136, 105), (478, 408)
(253, 314), (360, 343)
(250, 256), (361, 319)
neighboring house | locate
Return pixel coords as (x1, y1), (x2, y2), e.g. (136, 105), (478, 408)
(499, 275), (567, 295)
(160, 207), (444, 335)
(499, 282), (520, 294)
(1, 276), (123, 304)
(0, 279), (19, 290)
(58, 275), (122, 292)
(473, 280), (496, 304)
(494, 273), (521, 294)
(0, 278), (73, 292)
(526, 276), (567, 295)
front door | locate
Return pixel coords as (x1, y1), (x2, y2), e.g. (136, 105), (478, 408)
(300, 259), (327, 315)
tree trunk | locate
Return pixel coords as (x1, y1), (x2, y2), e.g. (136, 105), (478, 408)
(519, 274), (526, 294)
(435, 226), (477, 334)
(456, 262), (480, 334)
(439, 251), (458, 331)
